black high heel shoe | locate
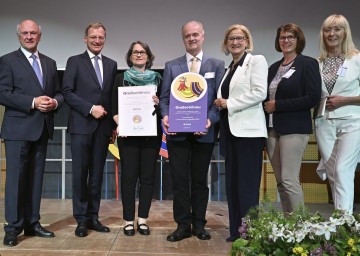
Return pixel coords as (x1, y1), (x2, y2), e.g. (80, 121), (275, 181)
(123, 224), (135, 236)
(137, 222), (150, 235)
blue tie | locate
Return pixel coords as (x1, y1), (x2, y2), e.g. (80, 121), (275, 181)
(94, 55), (103, 87)
(30, 54), (43, 88)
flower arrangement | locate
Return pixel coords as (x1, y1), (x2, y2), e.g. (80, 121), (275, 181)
(230, 204), (360, 256)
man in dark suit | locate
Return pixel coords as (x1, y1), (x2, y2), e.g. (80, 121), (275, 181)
(0, 20), (63, 246)
(62, 22), (117, 237)
(159, 20), (225, 242)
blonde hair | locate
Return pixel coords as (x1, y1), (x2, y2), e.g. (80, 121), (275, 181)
(319, 14), (359, 61)
(221, 24), (253, 55)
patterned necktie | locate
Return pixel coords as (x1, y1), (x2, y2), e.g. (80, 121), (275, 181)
(94, 55), (103, 87)
(30, 54), (43, 88)
(190, 57), (198, 73)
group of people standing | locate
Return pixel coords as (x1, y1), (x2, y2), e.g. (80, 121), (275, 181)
(0, 14), (359, 247)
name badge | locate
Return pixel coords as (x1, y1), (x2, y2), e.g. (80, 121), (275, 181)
(282, 69), (296, 79)
(337, 66), (347, 77)
(204, 72), (215, 79)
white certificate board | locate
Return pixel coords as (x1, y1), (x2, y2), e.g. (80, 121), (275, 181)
(117, 85), (157, 136)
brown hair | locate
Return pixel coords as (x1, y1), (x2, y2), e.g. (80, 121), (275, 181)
(275, 23), (306, 54)
(125, 41), (155, 69)
(84, 22), (106, 37)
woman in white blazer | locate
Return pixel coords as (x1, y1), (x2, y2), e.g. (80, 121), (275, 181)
(315, 14), (360, 214)
(214, 24), (268, 242)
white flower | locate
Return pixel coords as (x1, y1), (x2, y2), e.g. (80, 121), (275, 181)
(271, 224), (285, 242)
(283, 230), (295, 243)
(293, 228), (307, 243)
(311, 222), (336, 240)
(343, 213), (356, 225)
(330, 216), (345, 226)
(354, 221), (360, 232)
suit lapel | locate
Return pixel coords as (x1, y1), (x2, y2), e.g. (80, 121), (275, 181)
(102, 56), (111, 91)
(199, 55), (209, 75)
(39, 54), (47, 91)
(179, 55), (188, 73)
(229, 54), (251, 94)
(276, 55), (299, 88)
(16, 49), (43, 91)
(81, 51), (102, 88)
(331, 59), (349, 95)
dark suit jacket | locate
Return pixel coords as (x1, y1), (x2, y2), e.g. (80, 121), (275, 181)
(159, 54), (225, 143)
(62, 51), (117, 136)
(0, 48), (63, 140)
(265, 54), (321, 135)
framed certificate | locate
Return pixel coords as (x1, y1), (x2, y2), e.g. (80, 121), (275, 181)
(117, 85), (157, 136)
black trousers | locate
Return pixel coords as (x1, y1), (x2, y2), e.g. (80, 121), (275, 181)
(167, 136), (214, 229)
(118, 135), (161, 221)
(4, 128), (49, 232)
(71, 127), (109, 223)
(222, 117), (265, 238)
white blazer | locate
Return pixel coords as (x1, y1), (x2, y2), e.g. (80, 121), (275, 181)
(217, 53), (268, 138)
(320, 53), (360, 119)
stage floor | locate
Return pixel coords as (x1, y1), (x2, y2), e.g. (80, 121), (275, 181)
(0, 199), (358, 255)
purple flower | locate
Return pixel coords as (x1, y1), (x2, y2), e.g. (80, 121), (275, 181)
(323, 242), (338, 256)
(309, 247), (322, 256)
(239, 218), (248, 239)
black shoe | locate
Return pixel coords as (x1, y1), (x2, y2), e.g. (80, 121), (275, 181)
(192, 227), (211, 240)
(3, 232), (18, 246)
(137, 222), (150, 235)
(75, 222), (88, 237)
(24, 224), (55, 238)
(14, 228), (23, 236)
(87, 219), (110, 233)
(123, 224), (135, 236)
(166, 227), (191, 242)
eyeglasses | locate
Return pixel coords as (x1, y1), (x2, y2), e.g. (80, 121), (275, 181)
(279, 35), (296, 42)
(87, 35), (106, 41)
(228, 36), (247, 42)
(132, 51), (147, 56)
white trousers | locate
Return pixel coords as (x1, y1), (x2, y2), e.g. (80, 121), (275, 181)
(315, 117), (360, 213)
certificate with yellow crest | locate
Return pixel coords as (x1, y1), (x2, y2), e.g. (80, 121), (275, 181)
(118, 85), (157, 136)
(168, 72), (208, 132)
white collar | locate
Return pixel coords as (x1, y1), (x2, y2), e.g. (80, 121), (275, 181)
(21, 47), (39, 59)
(186, 51), (203, 63)
(87, 50), (102, 59)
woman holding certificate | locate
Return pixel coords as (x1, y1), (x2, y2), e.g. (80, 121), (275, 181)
(214, 24), (268, 242)
(264, 23), (321, 215)
(315, 14), (360, 214)
(111, 41), (162, 236)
